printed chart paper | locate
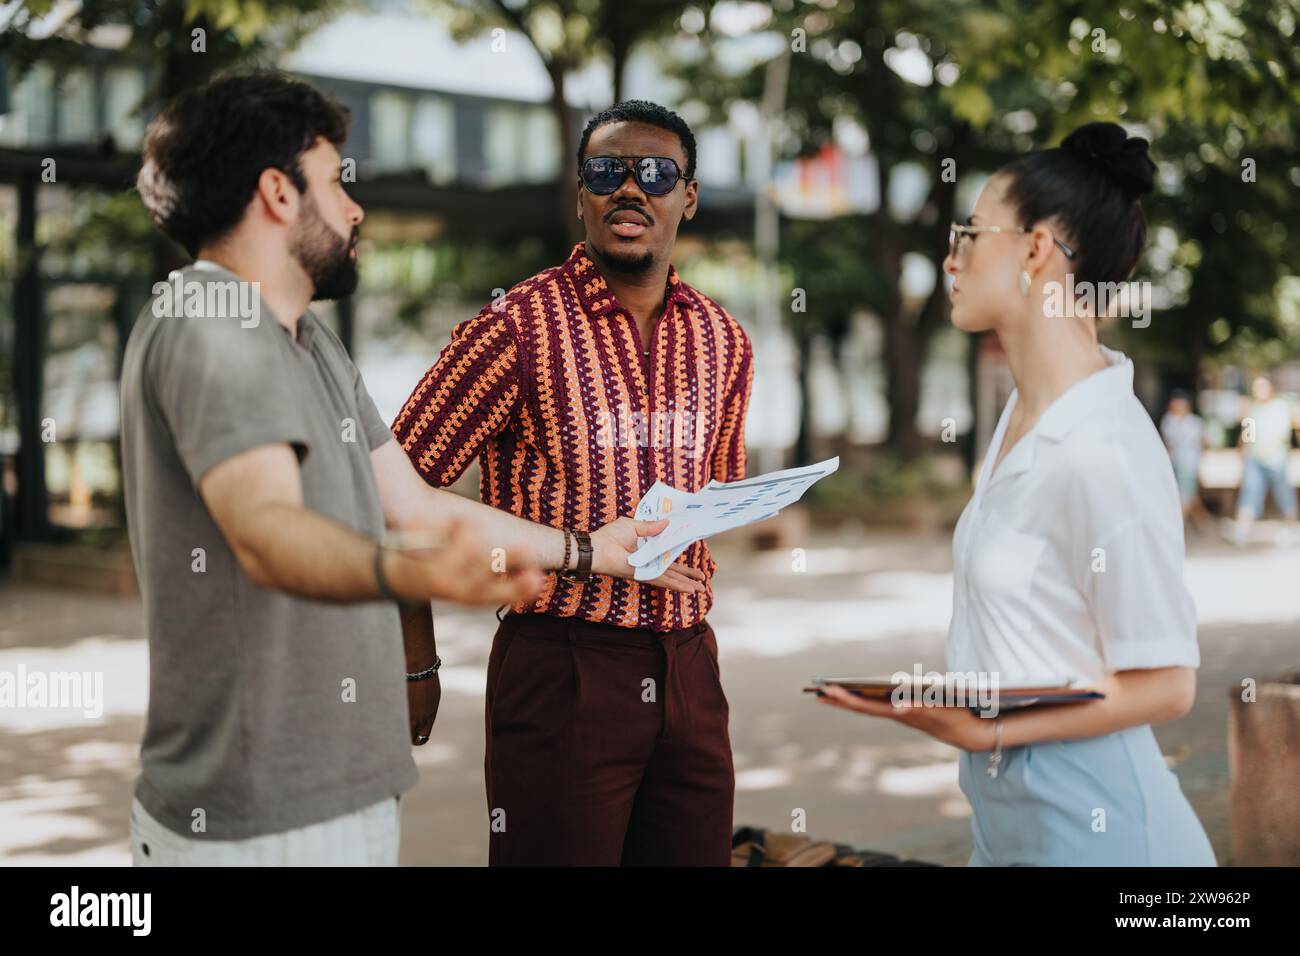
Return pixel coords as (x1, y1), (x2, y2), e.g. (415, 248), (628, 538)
(630, 457), (840, 581)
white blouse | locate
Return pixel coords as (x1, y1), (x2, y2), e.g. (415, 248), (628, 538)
(946, 345), (1199, 684)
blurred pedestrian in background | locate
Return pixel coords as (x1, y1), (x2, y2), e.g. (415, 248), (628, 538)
(1233, 375), (1298, 547)
(1160, 389), (1209, 535)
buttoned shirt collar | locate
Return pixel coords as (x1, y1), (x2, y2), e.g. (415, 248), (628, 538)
(1035, 345), (1133, 442)
(562, 242), (693, 318)
(983, 346), (1133, 486)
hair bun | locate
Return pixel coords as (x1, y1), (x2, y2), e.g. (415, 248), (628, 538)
(1061, 122), (1155, 200)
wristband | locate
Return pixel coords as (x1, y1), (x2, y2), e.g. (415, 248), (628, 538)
(406, 656), (442, 682)
(559, 528), (592, 582)
(373, 542), (403, 603)
(572, 530), (593, 582)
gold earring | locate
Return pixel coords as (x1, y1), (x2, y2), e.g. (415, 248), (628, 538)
(1019, 270), (1031, 297)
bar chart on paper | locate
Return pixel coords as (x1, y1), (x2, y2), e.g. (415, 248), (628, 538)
(630, 457), (840, 581)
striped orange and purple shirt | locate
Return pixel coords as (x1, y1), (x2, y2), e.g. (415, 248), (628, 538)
(392, 242), (753, 632)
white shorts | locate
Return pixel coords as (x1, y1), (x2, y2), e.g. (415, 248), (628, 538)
(129, 796), (401, 866)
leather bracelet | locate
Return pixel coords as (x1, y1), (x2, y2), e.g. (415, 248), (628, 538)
(572, 529), (593, 582)
(406, 656), (442, 682)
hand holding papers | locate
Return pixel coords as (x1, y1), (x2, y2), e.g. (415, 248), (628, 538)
(629, 457), (840, 581)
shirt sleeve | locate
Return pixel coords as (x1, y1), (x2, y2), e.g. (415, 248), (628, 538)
(352, 366), (392, 452)
(312, 316), (392, 453)
(1083, 512), (1200, 672)
(711, 331), (753, 484)
(148, 315), (312, 486)
(391, 306), (522, 487)
(1061, 433), (1201, 672)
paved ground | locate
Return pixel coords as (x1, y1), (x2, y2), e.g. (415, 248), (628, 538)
(2, 522), (1297, 866)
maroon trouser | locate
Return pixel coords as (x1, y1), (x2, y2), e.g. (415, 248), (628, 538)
(484, 611), (735, 866)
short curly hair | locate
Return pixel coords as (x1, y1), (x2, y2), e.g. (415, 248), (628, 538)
(137, 71), (350, 256)
(576, 100), (696, 180)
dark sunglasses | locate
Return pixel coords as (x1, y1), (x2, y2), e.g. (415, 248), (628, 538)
(580, 156), (686, 196)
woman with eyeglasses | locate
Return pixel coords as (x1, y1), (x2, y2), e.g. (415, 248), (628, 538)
(816, 122), (1216, 866)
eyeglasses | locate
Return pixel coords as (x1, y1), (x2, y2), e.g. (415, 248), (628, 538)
(948, 222), (1077, 262)
(580, 156), (687, 196)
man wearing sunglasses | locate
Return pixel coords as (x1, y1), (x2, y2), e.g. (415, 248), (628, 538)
(393, 100), (753, 866)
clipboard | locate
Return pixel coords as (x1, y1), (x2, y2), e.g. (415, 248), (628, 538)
(804, 676), (1105, 710)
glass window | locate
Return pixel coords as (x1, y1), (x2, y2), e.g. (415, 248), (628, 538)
(370, 90), (412, 170)
(486, 105), (560, 185)
(520, 108), (559, 182)
(58, 68), (97, 144)
(105, 67), (146, 149)
(0, 64), (55, 146)
(411, 96), (455, 184)
(695, 127), (740, 189)
(484, 104), (524, 184)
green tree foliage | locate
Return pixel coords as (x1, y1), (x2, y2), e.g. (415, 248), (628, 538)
(3, 1), (344, 104)
(679, 0), (1300, 456)
(436, 0), (718, 246)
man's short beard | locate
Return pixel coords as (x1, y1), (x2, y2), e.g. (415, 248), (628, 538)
(291, 193), (358, 301)
(591, 241), (655, 276)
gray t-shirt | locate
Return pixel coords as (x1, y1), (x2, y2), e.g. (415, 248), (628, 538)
(120, 261), (417, 840)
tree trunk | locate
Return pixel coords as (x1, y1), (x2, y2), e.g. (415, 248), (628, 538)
(1179, 320), (1207, 410)
(150, 10), (223, 282)
(882, 131), (964, 463)
(884, 309), (926, 460)
(13, 173), (48, 541)
(886, 262), (951, 463)
(548, 63), (582, 247)
(611, 35), (631, 104)
(873, 217), (922, 460)
(158, 13), (222, 103)
(793, 330), (813, 467)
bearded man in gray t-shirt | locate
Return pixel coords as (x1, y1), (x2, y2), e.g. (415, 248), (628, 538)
(122, 72), (701, 865)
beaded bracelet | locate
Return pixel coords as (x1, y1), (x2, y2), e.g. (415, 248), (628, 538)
(406, 656), (442, 682)
(561, 529), (573, 574)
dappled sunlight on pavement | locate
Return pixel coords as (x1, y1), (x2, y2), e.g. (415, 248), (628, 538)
(2, 529), (1296, 865)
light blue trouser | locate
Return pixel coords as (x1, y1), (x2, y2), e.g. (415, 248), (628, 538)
(958, 724), (1216, 866)
(1239, 456), (1298, 519)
